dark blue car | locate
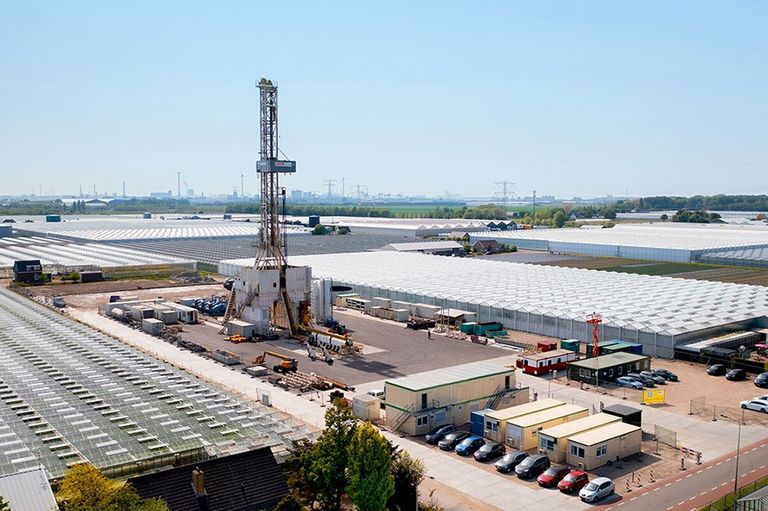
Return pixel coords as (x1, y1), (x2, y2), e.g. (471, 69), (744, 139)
(455, 435), (485, 456)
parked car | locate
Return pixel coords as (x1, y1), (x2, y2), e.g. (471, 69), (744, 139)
(455, 436), (485, 456)
(707, 364), (727, 376)
(640, 371), (666, 385)
(495, 451), (529, 473)
(438, 431), (471, 451)
(616, 376), (643, 389)
(653, 369), (679, 382)
(537, 466), (571, 488)
(425, 424), (456, 444)
(473, 441), (506, 462)
(558, 470), (589, 494)
(726, 369), (747, 381)
(755, 372), (768, 389)
(740, 400), (768, 413)
(579, 477), (615, 502)
(515, 454), (550, 478)
(627, 372), (655, 387)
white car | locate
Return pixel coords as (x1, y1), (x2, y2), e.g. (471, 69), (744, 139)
(580, 476), (615, 502)
(740, 399), (768, 413)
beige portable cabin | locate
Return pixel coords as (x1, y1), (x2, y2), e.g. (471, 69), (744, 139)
(566, 421), (642, 470)
(537, 413), (621, 462)
(384, 361), (528, 436)
(483, 398), (565, 443)
(505, 404), (589, 450)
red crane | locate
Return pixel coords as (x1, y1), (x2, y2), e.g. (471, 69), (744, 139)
(586, 313), (602, 357)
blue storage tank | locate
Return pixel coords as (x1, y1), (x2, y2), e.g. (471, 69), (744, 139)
(470, 408), (494, 437)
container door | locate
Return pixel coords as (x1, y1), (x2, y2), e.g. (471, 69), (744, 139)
(506, 426), (522, 448)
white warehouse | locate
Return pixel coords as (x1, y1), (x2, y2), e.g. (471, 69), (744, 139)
(219, 252), (768, 358)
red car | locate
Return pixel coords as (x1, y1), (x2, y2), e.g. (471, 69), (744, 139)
(537, 466), (571, 488)
(558, 469), (589, 494)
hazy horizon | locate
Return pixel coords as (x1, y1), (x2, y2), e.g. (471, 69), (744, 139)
(1, 2), (766, 198)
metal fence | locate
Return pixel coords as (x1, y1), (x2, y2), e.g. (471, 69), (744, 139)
(689, 396), (768, 426)
(653, 424), (678, 449)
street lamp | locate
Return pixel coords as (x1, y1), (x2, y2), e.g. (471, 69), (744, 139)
(733, 420), (742, 496)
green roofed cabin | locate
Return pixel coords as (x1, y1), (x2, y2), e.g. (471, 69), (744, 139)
(384, 361), (529, 435)
(567, 352), (650, 386)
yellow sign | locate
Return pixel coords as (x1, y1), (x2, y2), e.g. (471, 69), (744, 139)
(642, 389), (665, 405)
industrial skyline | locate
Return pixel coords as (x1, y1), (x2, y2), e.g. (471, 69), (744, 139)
(1, 2), (766, 197)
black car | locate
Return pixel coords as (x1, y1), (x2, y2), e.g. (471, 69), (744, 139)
(438, 431), (471, 451)
(515, 454), (550, 479)
(473, 441), (506, 462)
(755, 372), (768, 389)
(425, 424), (456, 444)
(726, 368), (747, 381)
(653, 369), (679, 382)
(495, 451), (529, 473)
(627, 372), (655, 388)
(707, 364), (727, 376)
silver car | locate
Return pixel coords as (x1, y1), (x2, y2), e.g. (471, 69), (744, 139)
(616, 376), (642, 389)
(579, 476), (615, 502)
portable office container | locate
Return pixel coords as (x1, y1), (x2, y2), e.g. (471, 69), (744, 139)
(352, 394), (380, 421)
(561, 339), (581, 354)
(537, 413), (621, 462)
(470, 408), (494, 436)
(520, 349), (578, 376)
(566, 421), (642, 470)
(162, 303), (198, 324)
(130, 306), (154, 321)
(227, 319), (256, 338)
(483, 398), (565, 443)
(601, 404), (642, 427)
(153, 308), (178, 325)
(505, 404), (589, 450)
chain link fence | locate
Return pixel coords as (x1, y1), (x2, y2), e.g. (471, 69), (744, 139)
(653, 424), (678, 449)
(689, 396), (768, 426)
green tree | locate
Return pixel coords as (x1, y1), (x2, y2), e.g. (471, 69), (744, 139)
(315, 400), (358, 511)
(284, 439), (322, 502)
(388, 450), (425, 511)
(312, 224), (327, 235)
(56, 464), (169, 511)
(551, 209), (567, 228)
(660, 213), (668, 221)
(0, 495), (9, 511)
(346, 422), (395, 511)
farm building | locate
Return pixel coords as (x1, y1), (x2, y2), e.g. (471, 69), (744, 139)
(566, 421), (643, 470)
(504, 404), (589, 450)
(384, 361), (529, 436)
(483, 398), (565, 443)
(219, 251), (768, 358)
(537, 413), (622, 462)
(567, 352), (651, 386)
(12, 259), (44, 284)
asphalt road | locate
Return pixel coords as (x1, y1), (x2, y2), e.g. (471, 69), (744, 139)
(594, 438), (768, 511)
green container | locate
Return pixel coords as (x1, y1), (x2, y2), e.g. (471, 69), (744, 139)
(460, 322), (477, 334)
(561, 339), (580, 353)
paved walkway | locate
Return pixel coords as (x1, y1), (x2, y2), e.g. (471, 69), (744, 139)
(67, 310), (768, 510)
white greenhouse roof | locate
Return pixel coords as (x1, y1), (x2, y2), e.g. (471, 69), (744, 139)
(384, 241), (462, 252)
(0, 237), (192, 269)
(472, 223), (768, 252)
(0, 287), (314, 479)
(14, 218), (308, 241)
(239, 251), (768, 337)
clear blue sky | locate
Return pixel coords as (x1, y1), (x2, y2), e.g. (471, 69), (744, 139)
(1, 1), (766, 199)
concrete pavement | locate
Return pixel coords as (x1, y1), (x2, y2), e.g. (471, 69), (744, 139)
(66, 309), (768, 511)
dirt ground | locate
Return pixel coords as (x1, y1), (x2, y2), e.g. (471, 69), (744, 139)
(51, 282), (223, 308)
(16, 278), (222, 298)
(572, 358), (768, 425)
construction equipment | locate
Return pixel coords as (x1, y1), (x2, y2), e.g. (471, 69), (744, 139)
(306, 344), (334, 365)
(253, 351), (298, 373)
(225, 335), (246, 344)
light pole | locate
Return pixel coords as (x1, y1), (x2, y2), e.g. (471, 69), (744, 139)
(733, 420), (742, 495)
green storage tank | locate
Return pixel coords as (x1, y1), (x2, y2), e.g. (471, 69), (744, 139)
(45, 214), (61, 222)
